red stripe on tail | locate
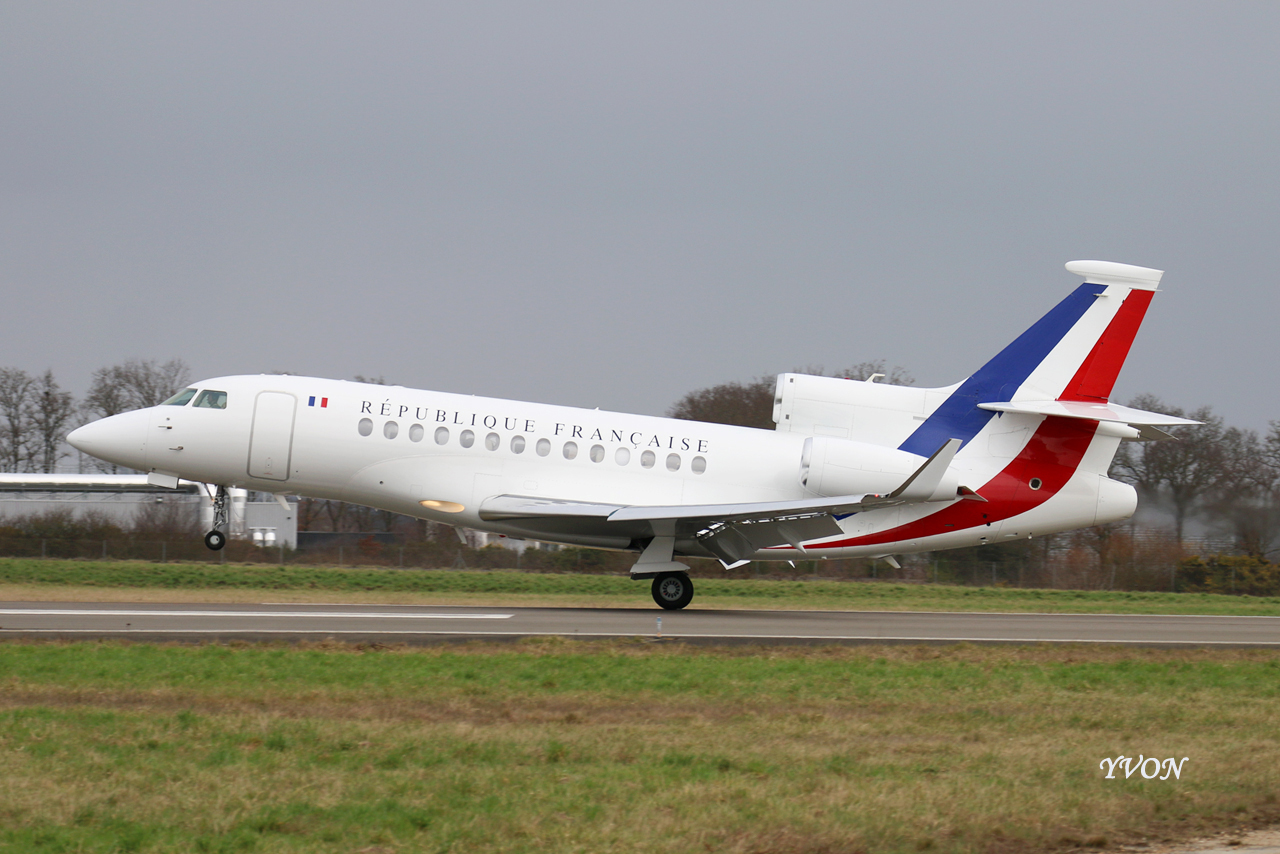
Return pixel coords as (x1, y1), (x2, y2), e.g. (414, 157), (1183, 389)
(1058, 289), (1153, 403)
(809, 417), (1096, 550)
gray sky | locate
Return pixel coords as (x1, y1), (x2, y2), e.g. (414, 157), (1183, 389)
(2, 2), (1277, 431)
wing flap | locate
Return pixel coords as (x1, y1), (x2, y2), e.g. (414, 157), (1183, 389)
(478, 495), (625, 522)
(477, 438), (966, 558)
(696, 514), (844, 564)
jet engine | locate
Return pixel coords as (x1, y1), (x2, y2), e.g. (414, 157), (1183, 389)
(800, 435), (960, 502)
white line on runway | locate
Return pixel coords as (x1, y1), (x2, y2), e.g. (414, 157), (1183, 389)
(0, 609), (512, 620)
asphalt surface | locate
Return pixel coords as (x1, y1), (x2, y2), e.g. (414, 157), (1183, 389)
(1, 602), (1279, 646)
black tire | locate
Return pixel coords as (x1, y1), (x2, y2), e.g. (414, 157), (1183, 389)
(204, 530), (227, 551)
(651, 572), (694, 610)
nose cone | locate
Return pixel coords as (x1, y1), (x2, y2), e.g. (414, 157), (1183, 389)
(68, 410), (151, 470)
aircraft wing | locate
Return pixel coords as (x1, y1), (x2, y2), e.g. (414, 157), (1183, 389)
(0, 473), (202, 494)
(478, 438), (965, 564)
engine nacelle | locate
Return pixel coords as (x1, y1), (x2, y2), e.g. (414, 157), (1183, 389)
(801, 436), (959, 501)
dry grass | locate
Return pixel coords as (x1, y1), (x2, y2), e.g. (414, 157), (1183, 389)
(6, 558), (1280, 616)
(2, 641), (1279, 852)
(0, 581), (639, 608)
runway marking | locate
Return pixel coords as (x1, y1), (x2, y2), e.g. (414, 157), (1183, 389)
(0, 609), (512, 620)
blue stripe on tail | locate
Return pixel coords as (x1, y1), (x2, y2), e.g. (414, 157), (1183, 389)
(898, 282), (1105, 456)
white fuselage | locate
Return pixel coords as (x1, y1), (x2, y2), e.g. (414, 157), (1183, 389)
(69, 373), (1136, 561)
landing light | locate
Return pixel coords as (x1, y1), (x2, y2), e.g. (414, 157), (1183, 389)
(419, 499), (465, 513)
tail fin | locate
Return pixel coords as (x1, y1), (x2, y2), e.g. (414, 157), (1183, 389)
(898, 260), (1168, 456)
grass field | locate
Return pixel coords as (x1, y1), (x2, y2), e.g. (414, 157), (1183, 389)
(2, 558), (1280, 615)
(2, 640), (1278, 853)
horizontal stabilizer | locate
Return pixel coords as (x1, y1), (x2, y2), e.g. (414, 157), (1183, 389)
(977, 400), (1200, 427)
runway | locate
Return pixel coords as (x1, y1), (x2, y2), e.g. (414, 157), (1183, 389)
(2, 601), (1279, 646)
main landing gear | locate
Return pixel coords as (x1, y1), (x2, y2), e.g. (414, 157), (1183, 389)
(204, 485), (229, 551)
(632, 536), (696, 610)
(651, 572), (694, 610)
(632, 537), (696, 612)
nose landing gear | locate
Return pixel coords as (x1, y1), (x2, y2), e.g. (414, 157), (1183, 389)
(204, 485), (229, 551)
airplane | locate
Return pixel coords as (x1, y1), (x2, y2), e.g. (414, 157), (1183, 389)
(68, 260), (1197, 610)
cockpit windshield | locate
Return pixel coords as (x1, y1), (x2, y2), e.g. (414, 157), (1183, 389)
(162, 388), (197, 406)
(193, 390), (228, 410)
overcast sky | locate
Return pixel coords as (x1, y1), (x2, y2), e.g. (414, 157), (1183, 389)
(1, 2), (1276, 431)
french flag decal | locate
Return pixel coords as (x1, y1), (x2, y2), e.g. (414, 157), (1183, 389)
(308, 396), (329, 408)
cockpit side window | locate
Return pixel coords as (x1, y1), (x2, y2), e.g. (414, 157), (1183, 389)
(162, 388), (198, 406)
(193, 390), (228, 410)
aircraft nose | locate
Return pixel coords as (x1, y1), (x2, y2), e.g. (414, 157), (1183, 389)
(68, 410), (151, 469)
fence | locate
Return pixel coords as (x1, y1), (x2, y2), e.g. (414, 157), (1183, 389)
(0, 535), (502, 569)
(0, 537), (284, 564)
(0, 531), (1264, 594)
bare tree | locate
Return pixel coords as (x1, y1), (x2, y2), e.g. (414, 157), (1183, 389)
(0, 368), (34, 473)
(84, 358), (191, 418)
(322, 499), (350, 531)
(1112, 395), (1223, 543)
(133, 497), (201, 536)
(668, 376), (777, 429)
(833, 360), (915, 386)
(669, 363), (914, 430)
(29, 370), (76, 473)
(1206, 423), (1280, 558)
(296, 497), (323, 532)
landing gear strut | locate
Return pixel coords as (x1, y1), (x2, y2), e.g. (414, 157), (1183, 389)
(204, 485), (229, 551)
(633, 536), (695, 610)
(651, 572), (694, 610)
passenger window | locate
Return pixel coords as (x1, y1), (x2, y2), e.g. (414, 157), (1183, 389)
(460, 429), (475, 448)
(563, 441), (578, 460)
(590, 444), (605, 463)
(435, 426), (449, 445)
(163, 388), (197, 406)
(193, 390), (228, 409)
(536, 438), (551, 456)
(615, 447), (631, 465)
(666, 453), (681, 472)
(511, 436), (526, 454)
(409, 424), (424, 442)
(485, 432), (500, 451)
(640, 450), (655, 469)
(358, 418), (373, 437)
(692, 455), (707, 474)
(384, 421), (399, 439)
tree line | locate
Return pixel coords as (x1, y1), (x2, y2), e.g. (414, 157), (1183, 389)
(0, 359), (189, 473)
(6, 356), (1279, 566)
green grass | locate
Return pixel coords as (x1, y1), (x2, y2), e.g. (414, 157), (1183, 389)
(2, 640), (1279, 853)
(4, 557), (1280, 615)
